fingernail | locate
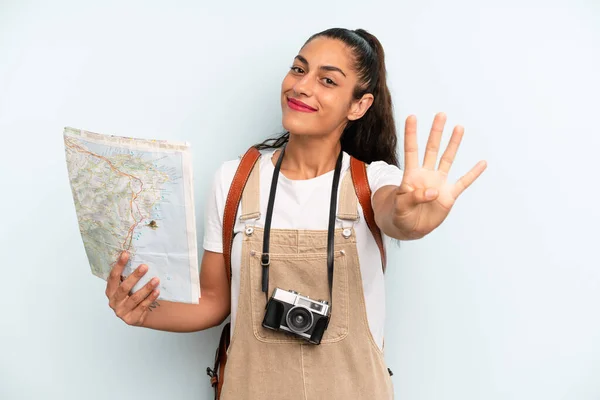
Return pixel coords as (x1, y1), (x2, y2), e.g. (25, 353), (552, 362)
(151, 277), (159, 285)
(139, 264), (148, 273)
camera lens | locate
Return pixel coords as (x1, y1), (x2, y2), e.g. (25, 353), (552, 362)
(286, 306), (313, 334)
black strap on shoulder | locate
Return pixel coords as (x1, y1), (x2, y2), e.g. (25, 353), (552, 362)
(261, 147), (344, 304)
(327, 151), (344, 299)
(261, 147), (286, 298)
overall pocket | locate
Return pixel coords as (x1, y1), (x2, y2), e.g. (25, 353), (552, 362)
(249, 251), (349, 344)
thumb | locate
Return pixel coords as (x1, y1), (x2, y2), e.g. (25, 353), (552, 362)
(396, 185), (439, 210)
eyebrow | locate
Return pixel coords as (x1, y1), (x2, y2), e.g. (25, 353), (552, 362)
(294, 55), (347, 78)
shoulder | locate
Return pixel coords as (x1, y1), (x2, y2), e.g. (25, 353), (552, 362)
(366, 159), (403, 176)
(364, 159), (404, 193)
(214, 158), (241, 185)
(212, 149), (275, 191)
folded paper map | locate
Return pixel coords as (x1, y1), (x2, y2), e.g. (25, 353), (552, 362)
(64, 127), (200, 304)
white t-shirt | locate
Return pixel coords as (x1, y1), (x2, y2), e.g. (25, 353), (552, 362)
(203, 149), (403, 350)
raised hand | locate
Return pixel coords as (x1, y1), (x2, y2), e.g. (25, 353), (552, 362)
(392, 112), (487, 239)
(106, 251), (161, 326)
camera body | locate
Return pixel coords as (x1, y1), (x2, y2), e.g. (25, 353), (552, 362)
(262, 288), (331, 345)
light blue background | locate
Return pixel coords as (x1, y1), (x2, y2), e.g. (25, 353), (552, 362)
(1, 1), (599, 399)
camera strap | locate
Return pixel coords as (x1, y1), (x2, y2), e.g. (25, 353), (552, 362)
(261, 146), (344, 304)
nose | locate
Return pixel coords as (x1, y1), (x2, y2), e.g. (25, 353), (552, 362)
(292, 73), (314, 97)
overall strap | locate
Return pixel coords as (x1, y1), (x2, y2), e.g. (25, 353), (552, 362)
(222, 147), (261, 284)
(350, 156), (387, 271)
(239, 156), (261, 221)
(336, 169), (360, 222)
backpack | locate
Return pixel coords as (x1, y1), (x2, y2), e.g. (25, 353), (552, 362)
(206, 146), (386, 399)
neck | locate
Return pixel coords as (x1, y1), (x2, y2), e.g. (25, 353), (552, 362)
(275, 134), (342, 180)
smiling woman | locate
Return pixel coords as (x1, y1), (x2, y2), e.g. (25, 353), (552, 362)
(104, 27), (486, 400)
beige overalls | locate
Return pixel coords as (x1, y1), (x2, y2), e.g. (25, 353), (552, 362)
(220, 157), (394, 399)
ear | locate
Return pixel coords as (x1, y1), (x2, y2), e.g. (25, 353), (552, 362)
(347, 93), (374, 121)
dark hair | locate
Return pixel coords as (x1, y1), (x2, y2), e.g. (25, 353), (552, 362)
(255, 28), (398, 167)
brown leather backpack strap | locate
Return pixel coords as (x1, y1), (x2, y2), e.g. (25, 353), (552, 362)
(215, 322), (230, 398)
(350, 156), (387, 271)
(222, 147), (261, 284)
(207, 322), (230, 399)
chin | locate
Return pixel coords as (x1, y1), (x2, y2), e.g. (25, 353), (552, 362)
(282, 114), (318, 137)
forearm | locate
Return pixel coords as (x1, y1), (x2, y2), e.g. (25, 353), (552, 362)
(140, 292), (230, 333)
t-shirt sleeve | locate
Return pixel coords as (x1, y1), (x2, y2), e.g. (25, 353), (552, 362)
(203, 164), (226, 253)
(202, 159), (241, 253)
(366, 160), (404, 201)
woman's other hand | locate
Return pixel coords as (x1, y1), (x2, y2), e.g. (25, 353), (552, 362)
(105, 251), (161, 326)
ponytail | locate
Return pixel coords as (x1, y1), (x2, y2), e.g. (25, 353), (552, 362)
(342, 29), (398, 166)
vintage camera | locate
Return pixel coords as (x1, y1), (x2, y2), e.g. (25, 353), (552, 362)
(262, 288), (331, 345)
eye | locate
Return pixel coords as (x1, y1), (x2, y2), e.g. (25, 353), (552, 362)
(290, 66), (305, 74)
(322, 77), (337, 86)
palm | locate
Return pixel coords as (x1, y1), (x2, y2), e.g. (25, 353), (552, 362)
(392, 113), (487, 238)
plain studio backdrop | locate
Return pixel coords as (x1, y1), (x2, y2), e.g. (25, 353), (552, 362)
(1, 0), (599, 399)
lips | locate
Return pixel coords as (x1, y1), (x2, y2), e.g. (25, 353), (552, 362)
(287, 97), (317, 112)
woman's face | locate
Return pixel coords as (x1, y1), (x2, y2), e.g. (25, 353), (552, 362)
(281, 36), (373, 138)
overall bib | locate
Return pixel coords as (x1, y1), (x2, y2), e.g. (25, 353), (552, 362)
(220, 154), (394, 400)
